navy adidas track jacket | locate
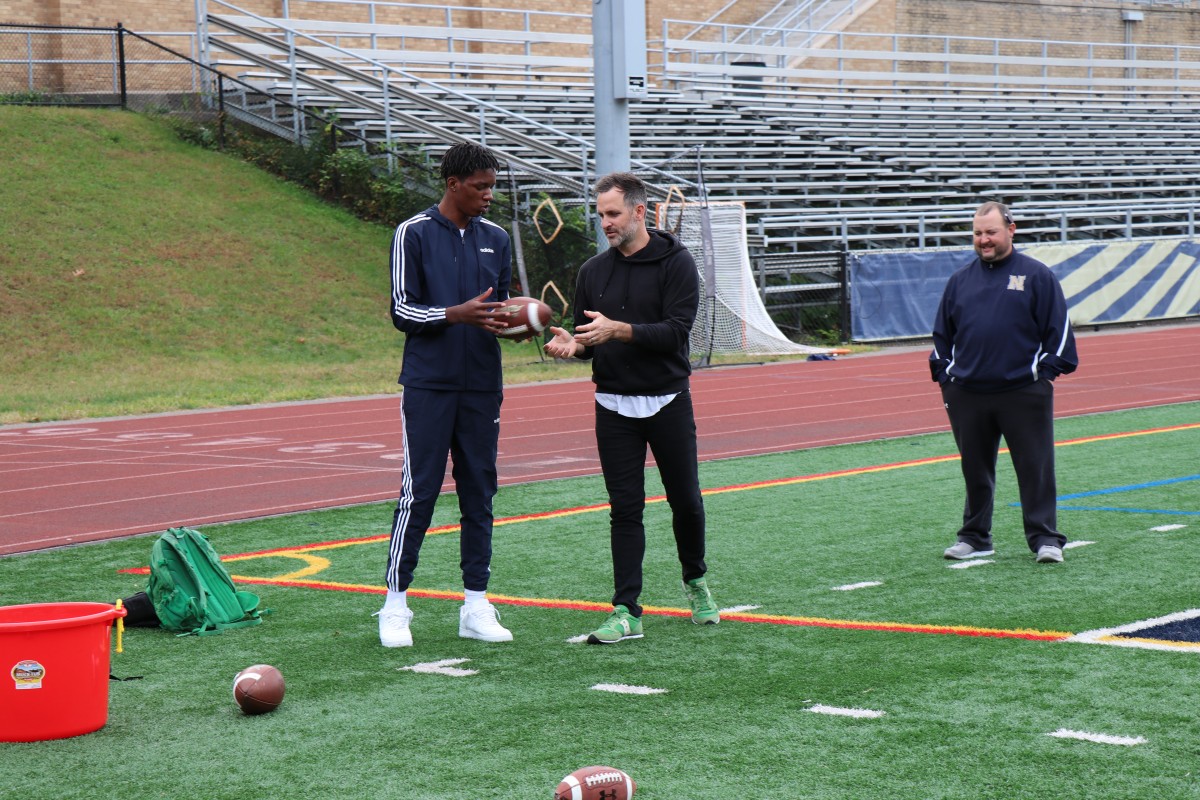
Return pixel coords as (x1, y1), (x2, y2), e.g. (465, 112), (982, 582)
(389, 204), (512, 391)
(929, 249), (1078, 393)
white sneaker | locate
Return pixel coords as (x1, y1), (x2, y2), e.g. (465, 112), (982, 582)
(943, 541), (995, 560)
(459, 603), (513, 642)
(375, 607), (413, 647)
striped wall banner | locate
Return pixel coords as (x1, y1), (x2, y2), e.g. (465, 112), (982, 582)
(1034, 239), (1200, 325)
(850, 238), (1200, 339)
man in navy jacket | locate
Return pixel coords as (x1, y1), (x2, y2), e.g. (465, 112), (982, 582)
(544, 172), (719, 644)
(930, 201), (1078, 564)
(376, 142), (516, 647)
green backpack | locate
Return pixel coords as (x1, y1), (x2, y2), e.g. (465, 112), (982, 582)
(146, 527), (264, 636)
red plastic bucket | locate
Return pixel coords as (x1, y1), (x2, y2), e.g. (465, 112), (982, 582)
(0, 602), (127, 742)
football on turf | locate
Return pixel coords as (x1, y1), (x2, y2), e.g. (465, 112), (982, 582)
(495, 295), (552, 340)
(554, 766), (636, 800)
(233, 664), (285, 715)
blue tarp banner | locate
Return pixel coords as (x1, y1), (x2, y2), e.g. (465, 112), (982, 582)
(851, 240), (1200, 341)
(851, 250), (971, 341)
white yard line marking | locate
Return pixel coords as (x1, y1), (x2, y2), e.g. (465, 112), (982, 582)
(591, 683), (668, 696)
(1047, 728), (1146, 746)
(1151, 524), (1186, 532)
(398, 658), (478, 677)
(720, 604), (762, 613)
(1063, 540), (1095, 549)
(808, 704), (886, 719)
(566, 634), (589, 644)
(947, 559), (994, 569)
(831, 581), (883, 591)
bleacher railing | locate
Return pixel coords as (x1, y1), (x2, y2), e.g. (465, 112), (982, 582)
(671, 0), (863, 48)
(198, 0), (698, 205)
(659, 19), (1200, 95)
(7, 16), (1200, 256)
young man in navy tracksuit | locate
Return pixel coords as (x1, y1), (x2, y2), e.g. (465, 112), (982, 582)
(930, 201), (1078, 564)
(544, 172), (719, 644)
(376, 142), (516, 647)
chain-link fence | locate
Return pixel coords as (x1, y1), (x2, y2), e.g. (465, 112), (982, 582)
(0, 23), (202, 105)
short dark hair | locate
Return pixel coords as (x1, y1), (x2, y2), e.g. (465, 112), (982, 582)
(440, 141), (500, 182)
(976, 201), (1013, 225)
(593, 171), (647, 210)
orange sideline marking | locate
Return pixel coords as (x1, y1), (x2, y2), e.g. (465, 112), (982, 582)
(165, 573), (1072, 642)
(116, 420), (1194, 643)
(144, 420), (1196, 563)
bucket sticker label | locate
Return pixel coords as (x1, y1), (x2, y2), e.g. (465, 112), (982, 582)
(12, 660), (46, 690)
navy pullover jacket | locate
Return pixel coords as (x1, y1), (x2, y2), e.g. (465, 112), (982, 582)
(389, 204), (512, 391)
(573, 228), (698, 396)
(929, 249), (1078, 392)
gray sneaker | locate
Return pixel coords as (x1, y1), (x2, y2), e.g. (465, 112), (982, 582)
(1036, 545), (1064, 563)
(944, 541), (995, 560)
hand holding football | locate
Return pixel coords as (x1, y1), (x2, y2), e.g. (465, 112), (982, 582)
(233, 664), (285, 715)
(495, 296), (552, 340)
(554, 766), (636, 800)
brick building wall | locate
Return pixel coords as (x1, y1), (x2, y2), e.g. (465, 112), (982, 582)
(892, 0), (1200, 84)
(0, 0), (766, 35)
(3, 0), (1198, 91)
(896, 0), (1200, 49)
(6, 0), (1197, 43)
(4, 0), (1198, 44)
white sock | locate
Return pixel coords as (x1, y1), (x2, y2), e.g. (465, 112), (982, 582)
(383, 590), (408, 612)
(463, 589), (488, 608)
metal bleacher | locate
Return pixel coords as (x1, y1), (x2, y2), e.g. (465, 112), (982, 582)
(199, 0), (1200, 251)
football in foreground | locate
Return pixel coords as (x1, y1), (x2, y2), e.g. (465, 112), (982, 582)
(554, 766), (636, 800)
(495, 295), (552, 340)
(233, 664), (285, 715)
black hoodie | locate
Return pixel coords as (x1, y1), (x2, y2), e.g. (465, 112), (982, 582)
(573, 228), (698, 395)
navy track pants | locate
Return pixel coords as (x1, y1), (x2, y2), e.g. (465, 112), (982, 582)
(384, 387), (502, 593)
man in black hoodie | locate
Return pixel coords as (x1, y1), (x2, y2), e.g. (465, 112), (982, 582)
(544, 172), (719, 644)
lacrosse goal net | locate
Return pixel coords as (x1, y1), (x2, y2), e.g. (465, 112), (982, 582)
(656, 199), (833, 359)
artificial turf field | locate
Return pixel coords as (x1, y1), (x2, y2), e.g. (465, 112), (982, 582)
(3, 401), (1198, 799)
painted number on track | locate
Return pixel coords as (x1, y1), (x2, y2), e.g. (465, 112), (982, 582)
(278, 442), (387, 454)
(0, 427), (100, 437)
(83, 432), (195, 442)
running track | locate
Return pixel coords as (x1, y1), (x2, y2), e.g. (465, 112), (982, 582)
(2, 324), (1197, 556)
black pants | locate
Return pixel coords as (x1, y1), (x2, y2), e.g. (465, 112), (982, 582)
(595, 391), (707, 617)
(941, 380), (1065, 552)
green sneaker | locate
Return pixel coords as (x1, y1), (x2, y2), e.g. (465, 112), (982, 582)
(684, 577), (720, 625)
(587, 605), (644, 644)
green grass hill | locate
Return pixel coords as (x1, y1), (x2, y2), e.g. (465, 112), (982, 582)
(0, 106), (587, 423)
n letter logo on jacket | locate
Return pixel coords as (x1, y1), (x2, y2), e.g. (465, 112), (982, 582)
(1007, 275), (1026, 292)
